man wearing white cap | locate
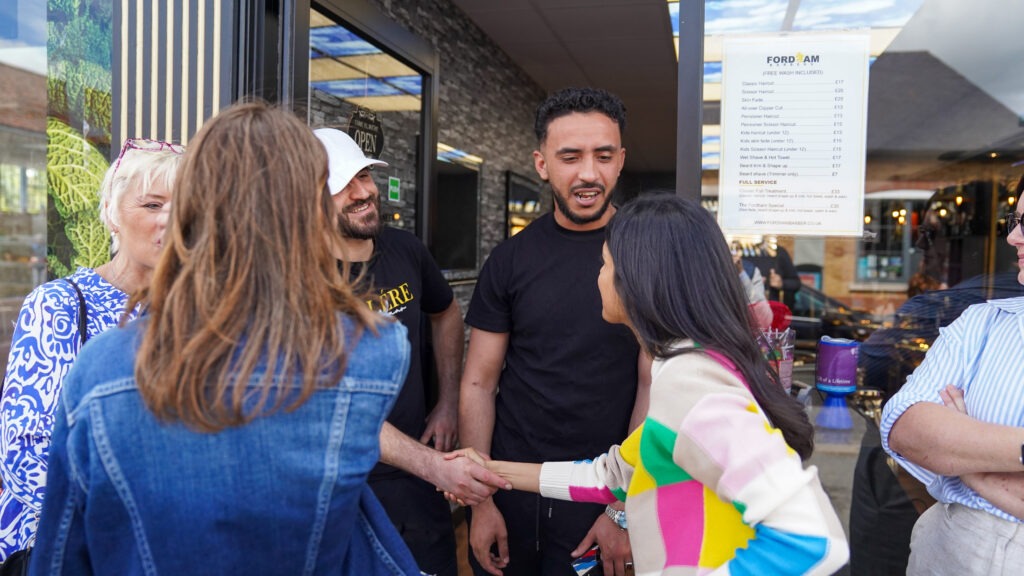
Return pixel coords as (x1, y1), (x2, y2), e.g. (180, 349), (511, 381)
(314, 128), (497, 576)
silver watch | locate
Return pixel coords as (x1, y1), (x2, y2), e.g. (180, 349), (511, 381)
(604, 505), (627, 530)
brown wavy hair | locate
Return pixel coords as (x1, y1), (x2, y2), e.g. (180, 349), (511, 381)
(132, 101), (380, 432)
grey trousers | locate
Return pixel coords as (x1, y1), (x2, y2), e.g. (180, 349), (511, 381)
(908, 503), (1024, 575)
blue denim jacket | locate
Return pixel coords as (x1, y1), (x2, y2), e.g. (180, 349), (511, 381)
(29, 317), (421, 575)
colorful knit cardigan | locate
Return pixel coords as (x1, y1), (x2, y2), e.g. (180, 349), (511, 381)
(539, 344), (848, 575)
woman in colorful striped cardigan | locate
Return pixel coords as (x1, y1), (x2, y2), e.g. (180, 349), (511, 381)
(486, 195), (849, 575)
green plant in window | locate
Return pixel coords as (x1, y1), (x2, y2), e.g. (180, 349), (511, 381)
(47, 0), (112, 137)
(46, 116), (110, 277)
(47, 60), (110, 131)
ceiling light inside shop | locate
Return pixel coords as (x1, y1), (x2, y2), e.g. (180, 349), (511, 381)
(437, 143), (484, 167)
(309, 10), (422, 112)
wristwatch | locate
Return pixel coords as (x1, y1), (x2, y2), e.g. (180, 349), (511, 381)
(604, 505), (628, 530)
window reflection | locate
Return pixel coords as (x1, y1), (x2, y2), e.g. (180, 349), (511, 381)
(0, 17), (47, 277)
(309, 10), (422, 112)
(698, 2), (1024, 572)
(702, 0), (1024, 316)
(0, 0), (48, 374)
(308, 6), (425, 231)
(857, 191), (931, 285)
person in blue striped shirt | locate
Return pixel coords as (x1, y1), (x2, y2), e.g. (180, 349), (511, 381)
(880, 175), (1024, 574)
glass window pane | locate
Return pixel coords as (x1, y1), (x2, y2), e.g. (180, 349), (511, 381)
(699, 3), (1024, 570)
(308, 5), (424, 231)
(0, 0), (48, 371)
(702, 0), (1024, 339)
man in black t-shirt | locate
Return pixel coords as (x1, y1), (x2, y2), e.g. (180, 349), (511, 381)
(461, 88), (651, 576)
(746, 241), (801, 310)
(315, 128), (507, 576)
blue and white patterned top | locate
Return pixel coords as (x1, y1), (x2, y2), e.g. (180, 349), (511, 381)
(880, 296), (1024, 523)
(0, 267), (132, 559)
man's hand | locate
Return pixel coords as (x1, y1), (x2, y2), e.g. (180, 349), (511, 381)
(469, 499), (509, 576)
(768, 268), (783, 290)
(938, 384), (1024, 518)
(421, 400), (458, 451)
(572, 513), (632, 576)
(430, 448), (510, 506)
(380, 424), (507, 506)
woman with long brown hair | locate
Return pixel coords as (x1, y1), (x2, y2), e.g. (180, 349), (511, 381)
(29, 102), (420, 575)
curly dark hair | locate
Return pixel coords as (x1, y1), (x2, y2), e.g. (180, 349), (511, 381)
(534, 87), (627, 144)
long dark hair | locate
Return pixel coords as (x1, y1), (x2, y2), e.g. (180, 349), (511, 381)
(606, 194), (814, 459)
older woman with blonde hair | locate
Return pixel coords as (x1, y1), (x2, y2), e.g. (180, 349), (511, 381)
(29, 101), (420, 575)
(0, 138), (182, 563)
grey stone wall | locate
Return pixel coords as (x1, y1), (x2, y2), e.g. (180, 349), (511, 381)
(367, 0), (549, 263)
(309, 92), (421, 232)
(313, 0), (551, 319)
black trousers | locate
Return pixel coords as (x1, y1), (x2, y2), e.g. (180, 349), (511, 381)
(371, 474), (458, 576)
(468, 490), (603, 576)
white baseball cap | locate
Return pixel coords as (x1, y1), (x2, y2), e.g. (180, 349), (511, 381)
(313, 128), (388, 196)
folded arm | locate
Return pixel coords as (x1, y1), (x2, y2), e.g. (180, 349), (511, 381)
(932, 384), (1024, 519)
(888, 402), (1024, 476)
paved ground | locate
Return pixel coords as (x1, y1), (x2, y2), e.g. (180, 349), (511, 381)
(808, 426), (862, 575)
(801, 367), (865, 576)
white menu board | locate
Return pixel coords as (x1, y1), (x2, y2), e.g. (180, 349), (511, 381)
(719, 33), (870, 236)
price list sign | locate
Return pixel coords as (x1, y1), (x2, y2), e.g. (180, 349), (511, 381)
(719, 33), (870, 236)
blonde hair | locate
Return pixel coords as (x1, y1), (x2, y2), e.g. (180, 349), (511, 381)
(132, 101), (380, 432)
(99, 147), (182, 253)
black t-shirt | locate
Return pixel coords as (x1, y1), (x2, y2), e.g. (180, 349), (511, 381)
(348, 227), (454, 479)
(747, 245), (800, 309)
(466, 213), (640, 463)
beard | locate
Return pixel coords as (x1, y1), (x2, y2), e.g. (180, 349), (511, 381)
(552, 182), (613, 226)
(339, 197), (382, 240)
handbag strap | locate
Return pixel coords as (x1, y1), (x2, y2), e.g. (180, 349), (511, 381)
(63, 278), (89, 347)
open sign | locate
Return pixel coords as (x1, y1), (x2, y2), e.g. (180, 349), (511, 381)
(347, 108), (385, 159)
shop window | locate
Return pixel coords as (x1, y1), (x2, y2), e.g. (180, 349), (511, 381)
(691, 2), (1024, 571)
(308, 6), (425, 232)
(856, 192), (930, 285)
(432, 144), (482, 271)
(506, 171), (543, 237)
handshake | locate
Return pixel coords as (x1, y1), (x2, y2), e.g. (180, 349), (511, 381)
(434, 447), (509, 506)
(436, 448), (540, 506)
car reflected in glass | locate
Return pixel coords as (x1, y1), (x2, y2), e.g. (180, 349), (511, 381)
(788, 284), (882, 349)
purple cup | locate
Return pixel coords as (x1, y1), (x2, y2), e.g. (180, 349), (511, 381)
(815, 336), (859, 394)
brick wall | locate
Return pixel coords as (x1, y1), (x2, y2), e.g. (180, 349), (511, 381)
(366, 0), (548, 263)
